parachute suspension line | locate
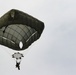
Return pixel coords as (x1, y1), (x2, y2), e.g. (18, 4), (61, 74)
(0, 33), (15, 60)
(2, 49), (16, 62)
(2, 47), (16, 62)
(20, 45), (34, 63)
(3, 48), (11, 56)
(22, 31), (38, 56)
(20, 31), (38, 58)
(0, 33), (12, 57)
(21, 43), (33, 58)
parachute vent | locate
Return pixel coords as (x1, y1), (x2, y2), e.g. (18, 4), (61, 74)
(19, 41), (23, 49)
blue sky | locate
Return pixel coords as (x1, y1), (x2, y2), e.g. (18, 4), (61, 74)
(0, 0), (76, 75)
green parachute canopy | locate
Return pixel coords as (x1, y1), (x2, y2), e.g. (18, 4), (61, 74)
(0, 9), (44, 51)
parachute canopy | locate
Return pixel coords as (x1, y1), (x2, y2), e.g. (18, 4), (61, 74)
(0, 9), (44, 51)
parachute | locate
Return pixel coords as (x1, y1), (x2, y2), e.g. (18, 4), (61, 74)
(0, 9), (44, 70)
(0, 9), (44, 51)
